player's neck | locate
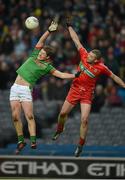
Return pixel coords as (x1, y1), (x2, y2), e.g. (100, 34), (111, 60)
(89, 62), (95, 65)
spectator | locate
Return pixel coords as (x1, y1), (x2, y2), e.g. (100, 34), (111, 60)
(118, 87), (125, 104)
(0, 61), (10, 89)
(106, 86), (123, 107)
(1, 34), (14, 54)
(91, 84), (105, 113)
(0, 0), (125, 107)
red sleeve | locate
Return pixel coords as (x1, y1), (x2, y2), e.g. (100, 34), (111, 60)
(101, 65), (112, 77)
(79, 47), (88, 57)
(79, 47), (88, 63)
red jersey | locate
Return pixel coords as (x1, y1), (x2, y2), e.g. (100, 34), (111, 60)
(71, 47), (112, 92)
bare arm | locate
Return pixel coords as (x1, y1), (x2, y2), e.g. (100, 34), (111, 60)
(36, 21), (58, 48)
(36, 31), (50, 48)
(110, 73), (125, 88)
(51, 70), (75, 79)
(68, 26), (83, 50)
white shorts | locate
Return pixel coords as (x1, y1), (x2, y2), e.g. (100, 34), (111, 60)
(10, 83), (32, 102)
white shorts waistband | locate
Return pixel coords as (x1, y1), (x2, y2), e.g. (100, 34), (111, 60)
(13, 83), (31, 90)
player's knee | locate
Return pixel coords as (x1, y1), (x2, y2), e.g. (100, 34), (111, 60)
(12, 112), (19, 122)
(81, 116), (88, 127)
(26, 113), (34, 121)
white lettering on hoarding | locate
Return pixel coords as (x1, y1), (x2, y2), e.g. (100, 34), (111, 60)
(61, 162), (78, 175)
(87, 163), (125, 177)
(0, 161), (78, 176)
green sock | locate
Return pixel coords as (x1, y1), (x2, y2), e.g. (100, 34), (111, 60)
(30, 136), (36, 143)
(18, 135), (24, 143)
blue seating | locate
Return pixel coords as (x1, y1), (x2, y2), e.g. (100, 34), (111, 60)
(1, 144), (125, 157)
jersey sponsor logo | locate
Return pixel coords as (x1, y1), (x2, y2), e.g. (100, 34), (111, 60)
(79, 62), (96, 78)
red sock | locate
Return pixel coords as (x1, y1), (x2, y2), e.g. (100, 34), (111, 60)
(79, 137), (85, 146)
(57, 123), (64, 132)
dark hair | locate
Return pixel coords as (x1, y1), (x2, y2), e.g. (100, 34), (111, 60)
(91, 49), (102, 60)
(43, 45), (55, 59)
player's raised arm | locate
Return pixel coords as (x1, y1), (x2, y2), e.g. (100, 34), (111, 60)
(66, 18), (83, 50)
(51, 70), (81, 79)
(68, 26), (83, 50)
(36, 21), (58, 48)
(110, 73), (125, 88)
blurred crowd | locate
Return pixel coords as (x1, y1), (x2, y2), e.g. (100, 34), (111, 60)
(0, 0), (125, 112)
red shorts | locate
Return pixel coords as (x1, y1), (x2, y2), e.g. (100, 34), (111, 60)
(66, 86), (93, 105)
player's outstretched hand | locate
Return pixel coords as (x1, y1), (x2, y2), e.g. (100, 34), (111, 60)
(48, 21), (58, 32)
(75, 71), (81, 78)
(66, 16), (72, 27)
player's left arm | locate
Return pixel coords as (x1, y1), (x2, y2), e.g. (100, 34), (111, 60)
(51, 70), (81, 79)
(35, 21), (58, 49)
(110, 73), (125, 88)
(102, 65), (125, 88)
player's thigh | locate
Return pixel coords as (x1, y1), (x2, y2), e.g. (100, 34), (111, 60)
(21, 101), (34, 119)
(80, 103), (91, 120)
(60, 100), (74, 114)
(10, 101), (22, 117)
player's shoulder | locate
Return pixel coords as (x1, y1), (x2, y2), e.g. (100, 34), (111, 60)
(30, 46), (41, 56)
(79, 47), (88, 54)
(97, 61), (106, 67)
(98, 61), (112, 75)
(96, 61), (108, 71)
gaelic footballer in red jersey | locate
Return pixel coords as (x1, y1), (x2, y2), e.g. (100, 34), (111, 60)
(66, 48), (112, 105)
(52, 25), (125, 157)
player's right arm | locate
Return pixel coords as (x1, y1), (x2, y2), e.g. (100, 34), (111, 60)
(67, 25), (88, 62)
(66, 17), (88, 57)
(68, 26), (83, 50)
(35, 21), (58, 49)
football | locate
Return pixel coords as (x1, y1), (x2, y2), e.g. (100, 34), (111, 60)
(25, 16), (39, 29)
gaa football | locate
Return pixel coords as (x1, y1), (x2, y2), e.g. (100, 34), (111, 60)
(25, 16), (39, 29)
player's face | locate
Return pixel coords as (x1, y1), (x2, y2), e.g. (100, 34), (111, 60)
(87, 52), (97, 64)
(38, 49), (47, 60)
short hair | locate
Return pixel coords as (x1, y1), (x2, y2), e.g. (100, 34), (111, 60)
(43, 45), (55, 59)
(91, 49), (102, 60)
